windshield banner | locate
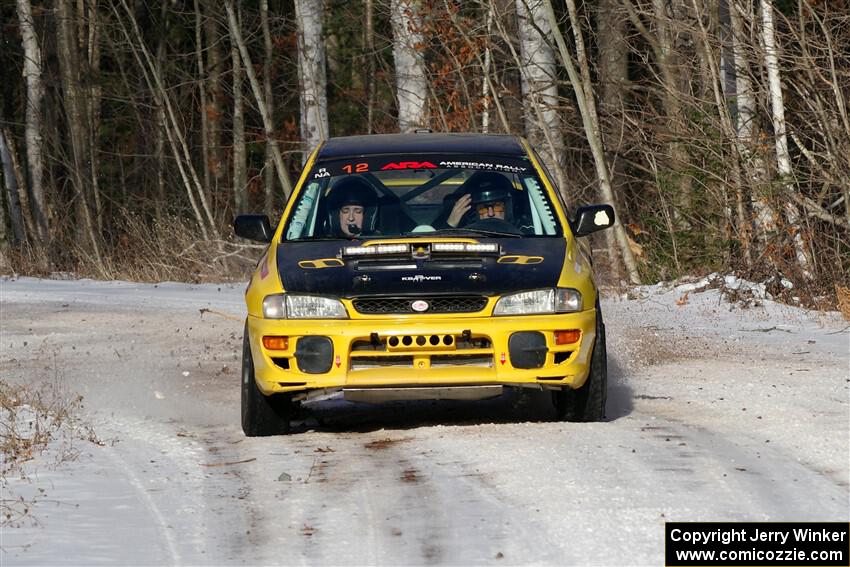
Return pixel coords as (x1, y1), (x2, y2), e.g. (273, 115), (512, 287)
(310, 155), (532, 179)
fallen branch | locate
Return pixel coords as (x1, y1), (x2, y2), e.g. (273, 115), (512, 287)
(200, 457), (256, 467)
(199, 308), (241, 321)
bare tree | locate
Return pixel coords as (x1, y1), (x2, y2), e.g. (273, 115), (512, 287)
(514, 0), (567, 191)
(543, 0), (641, 283)
(622, 0), (695, 222)
(295, 0), (329, 160)
(15, 0), (48, 242)
(366, 0), (377, 134)
(195, 0), (213, 210)
(1, 128), (26, 246)
(202, 1), (226, 193)
(231, 6), (247, 213)
(260, 0), (276, 209)
(113, 0), (218, 239)
(56, 0), (102, 263)
(85, 0), (103, 232)
(480, 2), (495, 133)
(595, 0), (630, 280)
(225, 0), (294, 198)
(391, 0), (429, 132)
(730, 0), (776, 255)
(760, 0), (813, 278)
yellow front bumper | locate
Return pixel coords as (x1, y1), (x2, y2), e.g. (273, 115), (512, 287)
(247, 309), (597, 396)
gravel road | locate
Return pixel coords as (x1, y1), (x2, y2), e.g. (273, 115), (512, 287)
(2, 277), (847, 565)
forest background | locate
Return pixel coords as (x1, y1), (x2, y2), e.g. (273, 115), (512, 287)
(1, 0), (848, 306)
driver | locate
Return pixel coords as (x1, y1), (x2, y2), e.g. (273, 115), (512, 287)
(445, 172), (514, 228)
(327, 177), (379, 237)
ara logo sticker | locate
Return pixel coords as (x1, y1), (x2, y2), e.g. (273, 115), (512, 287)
(594, 210), (611, 226)
(335, 355), (341, 368)
(381, 161), (437, 170)
(313, 167), (331, 178)
(402, 275), (442, 282)
(411, 300), (430, 312)
(500, 352), (506, 365)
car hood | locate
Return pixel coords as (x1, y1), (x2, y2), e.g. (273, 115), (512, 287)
(276, 238), (566, 297)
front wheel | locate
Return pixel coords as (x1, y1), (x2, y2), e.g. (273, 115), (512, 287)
(241, 324), (293, 436)
(553, 308), (607, 422)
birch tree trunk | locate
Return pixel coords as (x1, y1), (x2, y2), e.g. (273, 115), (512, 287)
(760, 0), (813, 279)
(481, 3), (494, 133)
(15, 0), (49, 242)
(231, 16), (247, 213)
(260, 0), (276, 210)
(731, 0), (776, 258)
(391, 0), (428, 132)
(515, 0), (567, 192)
(543, 0), (641, 284)
(295, 0), (329, 161)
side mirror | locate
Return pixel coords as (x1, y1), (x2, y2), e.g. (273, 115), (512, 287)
(573, 204), (615, 237)
(234, 214), (273, 243)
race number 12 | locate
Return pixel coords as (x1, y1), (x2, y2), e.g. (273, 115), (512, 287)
(342, 163), (368, 174)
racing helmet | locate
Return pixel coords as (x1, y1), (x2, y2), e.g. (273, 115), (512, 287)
(326, 177), (379, 236)
(468, 172), (514, 222)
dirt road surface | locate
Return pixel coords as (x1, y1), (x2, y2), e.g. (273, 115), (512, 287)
(2, 277), (847, 565)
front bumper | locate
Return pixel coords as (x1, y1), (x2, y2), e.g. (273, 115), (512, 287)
(247, 310), (597, 396)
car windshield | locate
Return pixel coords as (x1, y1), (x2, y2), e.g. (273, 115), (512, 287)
(283, 154), (563, 240)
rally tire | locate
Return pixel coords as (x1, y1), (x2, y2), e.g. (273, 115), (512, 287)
(241, 324), (293, 436)
(554, 307), (607, 422)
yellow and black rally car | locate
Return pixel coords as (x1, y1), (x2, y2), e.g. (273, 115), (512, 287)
(234, 133), (615, 435)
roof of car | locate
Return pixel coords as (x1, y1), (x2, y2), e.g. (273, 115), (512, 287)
(317, 133), (527, 160)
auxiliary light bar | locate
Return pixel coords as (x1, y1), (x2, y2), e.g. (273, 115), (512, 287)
(342, 243), (410, 257)
(431, 242), (500, 254)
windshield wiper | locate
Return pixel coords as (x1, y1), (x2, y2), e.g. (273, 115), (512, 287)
(427, 228), (521, 238)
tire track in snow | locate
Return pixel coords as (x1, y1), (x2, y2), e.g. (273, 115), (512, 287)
(102, 444), (183, 565)
(98, 416), (224, 563)
(628, 406), (848, 518)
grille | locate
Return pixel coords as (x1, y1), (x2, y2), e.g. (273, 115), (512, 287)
(352, 296), (488, 314)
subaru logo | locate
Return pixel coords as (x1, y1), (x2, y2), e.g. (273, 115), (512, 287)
(411, 300), (429, 312)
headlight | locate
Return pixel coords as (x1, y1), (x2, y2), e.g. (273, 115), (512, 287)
(262, 294), (348, 319)
(263, 294), (287, 318)
(493, 288), (582, 316)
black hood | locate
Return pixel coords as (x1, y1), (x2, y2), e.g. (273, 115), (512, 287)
(277, 238), (565, 297)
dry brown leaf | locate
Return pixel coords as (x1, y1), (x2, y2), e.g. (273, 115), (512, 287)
(676, 292), (690, 306)
(627, 236), (644, 257)
(626, 223), (644, 236)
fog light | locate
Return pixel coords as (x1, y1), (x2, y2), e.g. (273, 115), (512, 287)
(554, 330), (581, 345)
(262, 336), (289, 350)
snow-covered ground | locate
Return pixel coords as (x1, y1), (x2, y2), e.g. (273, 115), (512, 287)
(1, 275), (847, 565)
